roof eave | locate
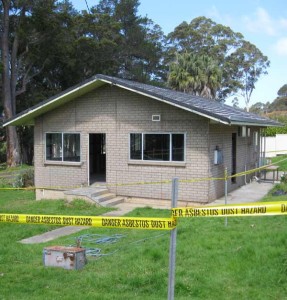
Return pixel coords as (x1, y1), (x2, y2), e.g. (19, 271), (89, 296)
(3, 78), (106, 127)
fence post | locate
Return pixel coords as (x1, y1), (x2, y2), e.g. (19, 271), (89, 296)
(225, 168), (228, 227)
(168, 177), (178, 300)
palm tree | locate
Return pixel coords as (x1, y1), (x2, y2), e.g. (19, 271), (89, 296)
(168, 52), (222, 99)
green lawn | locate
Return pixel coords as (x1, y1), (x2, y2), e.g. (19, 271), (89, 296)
(271, 154), (287, 170)
(0, 190), (287, 299)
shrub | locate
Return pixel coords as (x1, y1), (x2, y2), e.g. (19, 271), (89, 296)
(280, 173), (287, 184)
(0, 177), (9, 188)
(13, 168), (34, 188)
(0, 141), (6, 163)
(269, 182), (287, 196)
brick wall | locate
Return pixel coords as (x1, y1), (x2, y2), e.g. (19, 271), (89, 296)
(208, 124), (260, 200)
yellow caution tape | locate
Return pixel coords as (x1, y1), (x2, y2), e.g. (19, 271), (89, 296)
(107, 179), (171, 187)
(172, 201), (287, 218)
(0, 177), (225, 190)
(228, 156), (287, 179)
(114, 176), (225, 186)
(0, 213), (176, 230)
(1, 156), (287, 191)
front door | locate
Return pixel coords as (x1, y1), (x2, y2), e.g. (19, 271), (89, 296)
(89, 133), (106, 184)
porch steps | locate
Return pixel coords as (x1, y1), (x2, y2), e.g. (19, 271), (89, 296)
(64, 186), (125, 207)
(91, 193), (117, 203)
(97, 196), (126, 207)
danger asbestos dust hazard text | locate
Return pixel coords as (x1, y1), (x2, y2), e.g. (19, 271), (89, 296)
(172, 201), (287, 218)
(0, 214), (176, 230)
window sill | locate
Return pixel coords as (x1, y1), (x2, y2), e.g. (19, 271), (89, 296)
(44, 161), (83, 167)
(128, 160), (186, 167)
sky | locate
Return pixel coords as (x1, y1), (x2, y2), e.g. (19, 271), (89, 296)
(71, 0), (287, 108)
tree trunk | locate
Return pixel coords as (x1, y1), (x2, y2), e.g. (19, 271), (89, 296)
(1, 0), (21, 166)
(11, 31), (19, 116)
(6, 126), (21, 166)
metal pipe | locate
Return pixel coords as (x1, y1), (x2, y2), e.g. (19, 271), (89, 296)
(168, 178), (178, 300)
(225, 168), (228, 226)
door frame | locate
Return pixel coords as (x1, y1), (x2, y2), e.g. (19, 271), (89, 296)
(88, 133), (106, 185)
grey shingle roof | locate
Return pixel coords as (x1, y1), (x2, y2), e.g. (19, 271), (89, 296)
(97, 74), (280, 126)
(3, 74), (281, 127)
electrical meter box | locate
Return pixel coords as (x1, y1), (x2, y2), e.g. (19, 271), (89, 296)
(43, 246), (87, 270)
(214, 148), (223, 165)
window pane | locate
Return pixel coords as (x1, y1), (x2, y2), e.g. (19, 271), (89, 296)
(63, 134), (80, 162)
(46, 133), (62, 161)
(172, 134), (184, 161)
(144, 134), (170, 161)
(130, 133), (142, 159)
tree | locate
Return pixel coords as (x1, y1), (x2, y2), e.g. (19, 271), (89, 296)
(249, 102), (269, 115)
(94, 0), (165, 83)
(232, 97), (239, 108)
(16, 1), (81, 163)
(72, 5), (122, 79)
(268, 96), (287, 112)
(264, 114), (287, 137)
(1, 0), (165, 165)
(229, 41), (269, 111)
(0, 0), (80, 166)
(277, 84), (287, 97)
(166, 17), (270, 104)
(1, 0), (21, 166)
(168, 52), (222, 99)
(250, 83), (287, 116)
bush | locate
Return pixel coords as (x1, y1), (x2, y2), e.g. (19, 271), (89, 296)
(280, 173), (287, 184)
(265, 114), (287, 137)
(269, 182), (287, 197)
(13, 168), (34, 188)
(0, 141), (6, 163)
(0, 177), (9, 188)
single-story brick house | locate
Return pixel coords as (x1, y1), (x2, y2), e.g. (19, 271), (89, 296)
(4, 75), (279, 203)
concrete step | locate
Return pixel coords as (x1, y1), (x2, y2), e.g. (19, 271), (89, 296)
(92, 193), (116, 203)
(101, 196), (125, 207)
(90, 188), (109, 198)
(64, 187), (108, 197)
(63, 186), (124, 207)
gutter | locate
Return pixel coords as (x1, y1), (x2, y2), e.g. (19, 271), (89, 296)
(228, 121), (282, 127)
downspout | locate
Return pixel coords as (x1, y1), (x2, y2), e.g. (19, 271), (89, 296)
(244, 166), (247, 185)
(87, 135), (90, 187)
(207, 120), (210, 202)
(244, 128), (248, 185)
(263, 128), (266, 165)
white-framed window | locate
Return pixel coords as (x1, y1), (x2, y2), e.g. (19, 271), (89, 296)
(45, 132), (81, 162)
(130, 133), (186, 162)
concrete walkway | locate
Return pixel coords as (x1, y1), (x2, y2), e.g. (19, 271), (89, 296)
(20, 226), (88, 244)
(19, 180), (274, 244)
(209, 181), (273, 205)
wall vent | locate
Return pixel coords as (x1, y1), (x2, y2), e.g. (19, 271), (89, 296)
(152, 114), (161, 122)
